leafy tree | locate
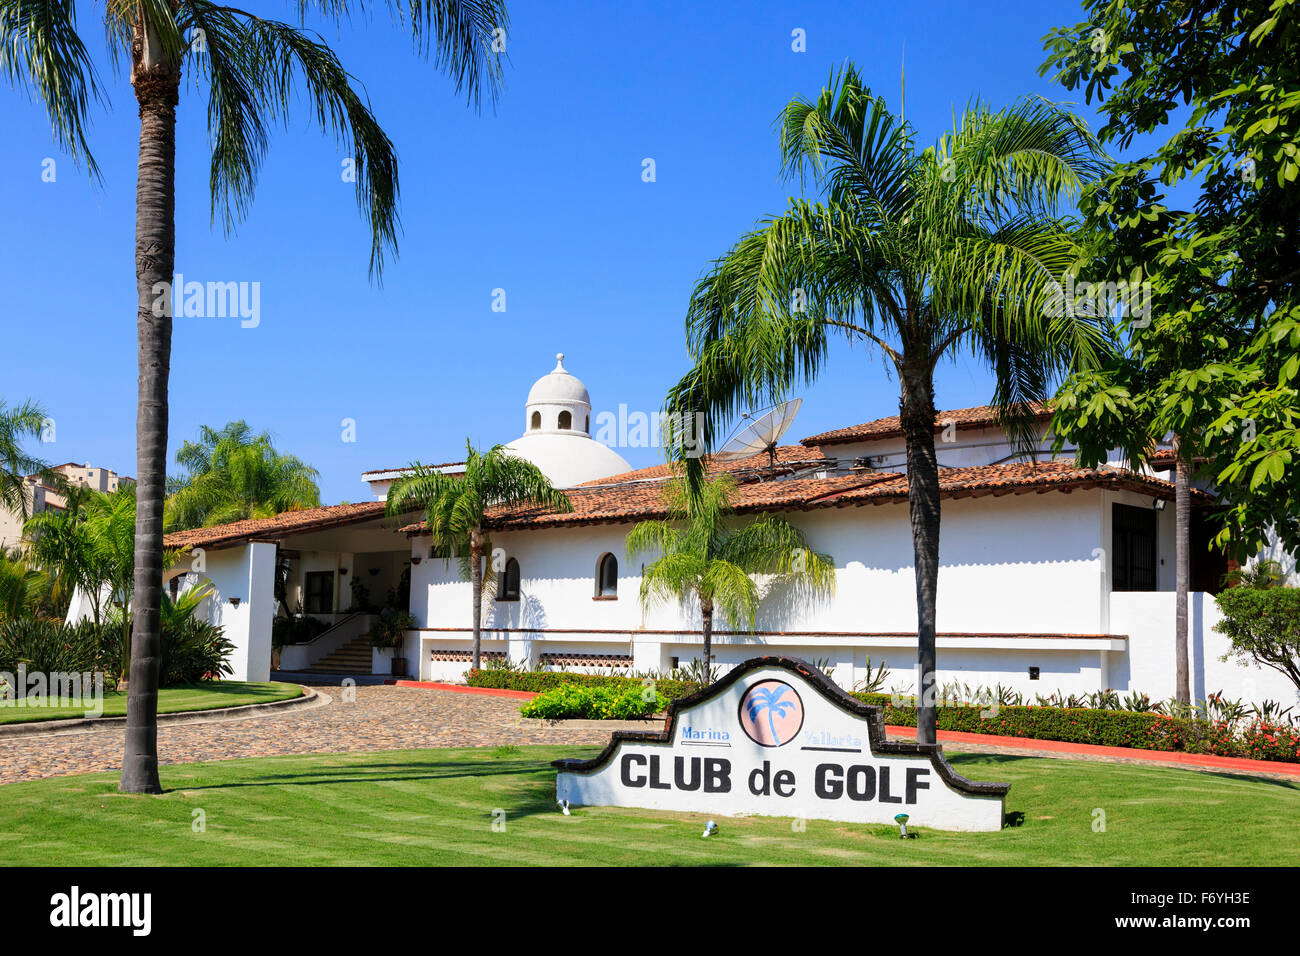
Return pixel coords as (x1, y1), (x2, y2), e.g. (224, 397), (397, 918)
(165, 421), (320, 530)
(1215, 586), (1300, 696)
(1041, 0), (1300, 705)
(666, 64), (1109, 741)
(627, 474), (835, 676)
(1, 0), (507, 793)
(384, 443), (571, 670)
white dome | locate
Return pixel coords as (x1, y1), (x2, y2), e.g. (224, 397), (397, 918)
(505, 433), (631, 489)
(527, 353), (591, 407)
(509, 352), (631, 487)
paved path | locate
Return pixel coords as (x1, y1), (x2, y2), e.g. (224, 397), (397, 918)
(0, 685), (612, 785)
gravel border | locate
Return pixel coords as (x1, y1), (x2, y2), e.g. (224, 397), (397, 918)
(0, 685), (322, 739)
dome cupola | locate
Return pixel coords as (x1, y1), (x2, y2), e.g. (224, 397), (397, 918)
(506, 352), (631, 488)
(524, 353), (592, 435)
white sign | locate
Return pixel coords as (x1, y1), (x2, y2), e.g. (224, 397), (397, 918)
(554, 657), (1008, 832)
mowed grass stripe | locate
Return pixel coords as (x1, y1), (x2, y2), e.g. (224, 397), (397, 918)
(0, 746), (1296, 866)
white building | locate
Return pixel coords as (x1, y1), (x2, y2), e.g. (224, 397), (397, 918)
(159, 354), (1298, 710)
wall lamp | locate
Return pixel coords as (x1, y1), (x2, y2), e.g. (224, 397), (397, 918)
(411, 557), (422, 566)
(228, 597), (241, 608)
(1154, 499), (1167, 511)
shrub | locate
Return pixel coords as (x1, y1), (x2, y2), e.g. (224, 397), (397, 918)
(159, 616), (235, 685)
(369, 611), (417, 650)
(1214, 587), (1300, 696)
(467, 668), (699, 700)
(0, 618), (106, 688)
(521, 683), (668, 720)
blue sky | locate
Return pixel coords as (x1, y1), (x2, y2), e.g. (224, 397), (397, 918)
(2, 0), (1110, 503)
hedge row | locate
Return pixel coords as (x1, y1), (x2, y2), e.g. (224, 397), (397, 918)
(467, 670), (1300, 763)
(851, 693), (1183, 751)
(466, 668), (701, 700)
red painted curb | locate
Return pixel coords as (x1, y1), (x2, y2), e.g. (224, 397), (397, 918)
(393, 680), (536, 700)
(885, 723), (1300, 777)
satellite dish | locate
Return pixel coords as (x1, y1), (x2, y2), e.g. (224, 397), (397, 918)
(714, 399), (803, 468)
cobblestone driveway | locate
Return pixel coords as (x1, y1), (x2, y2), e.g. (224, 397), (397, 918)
(0, 685), (613, 785)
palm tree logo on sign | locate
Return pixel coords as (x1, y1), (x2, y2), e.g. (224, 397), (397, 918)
(738, 680), (804, 747)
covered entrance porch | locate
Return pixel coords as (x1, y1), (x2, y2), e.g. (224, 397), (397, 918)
(162, 502), (416, 681)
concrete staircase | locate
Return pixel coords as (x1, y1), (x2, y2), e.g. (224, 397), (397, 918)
(307, 635), (373, 675)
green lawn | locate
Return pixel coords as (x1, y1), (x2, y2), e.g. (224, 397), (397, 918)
(0, 681), (303, 725)
(1, 746), (1296, 865)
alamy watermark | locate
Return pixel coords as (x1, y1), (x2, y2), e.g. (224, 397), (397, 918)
(593, 405), (708, 459)
(1, 666), (104, 717)
(151, 274), (260, 328)
(1043, 274), (1152, 327)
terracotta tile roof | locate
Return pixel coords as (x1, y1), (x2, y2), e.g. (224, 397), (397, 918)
(163, 501), (391, 551)
(801, 402), (1053, 446)
(434, 459), (1206, 532)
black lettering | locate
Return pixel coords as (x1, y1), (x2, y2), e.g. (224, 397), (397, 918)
(773, 769), (796, 797)
(879, 766), (903, 803)
(815, 763), (842, 799)
(748, 760), (772, 796)
(847, 765), (876, 801)
(648, 754), (671, 790)
(704, 758), (732, 793)
(905, 767), (930, 804)
(621, 753), (647, 788)
(674, 756), (701, 791)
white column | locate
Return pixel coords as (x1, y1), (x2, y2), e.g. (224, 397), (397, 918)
(208, 542), (275, 682)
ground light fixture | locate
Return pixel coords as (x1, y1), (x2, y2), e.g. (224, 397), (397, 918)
(895, 813), (910, 839)
(702, 820), (718, 838)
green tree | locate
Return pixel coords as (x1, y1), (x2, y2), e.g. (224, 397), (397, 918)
(1041, 0), (1300, 705)
(0, 549), (51, 622)
(666, 65), (1109, 741)
(165, 421), (321, 530)
(0, 398), (56, 523)
(626, 473), (835, 675)
(385, 443), (571, 670)
(26, 485), (143, 679)
(2, 0), (507, 793)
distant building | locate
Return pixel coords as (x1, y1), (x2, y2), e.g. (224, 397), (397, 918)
(0, 462), (133, 549)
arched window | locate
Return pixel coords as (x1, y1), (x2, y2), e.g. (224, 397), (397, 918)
(558, 410), (572, 430)
(596, 553), (618, 598)
(530, 411), (541, 431)
(499, 557), (521, 601)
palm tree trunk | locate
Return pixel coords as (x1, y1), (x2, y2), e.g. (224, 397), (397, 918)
(701, 599), (713, 679)
(470, 532), (483, 671)
(899, 359), (940, 745)
(120, 20), (179, 795)
(1174, 437), (1191, 705)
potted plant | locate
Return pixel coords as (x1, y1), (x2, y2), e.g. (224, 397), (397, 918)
(370, 609), (416, 677)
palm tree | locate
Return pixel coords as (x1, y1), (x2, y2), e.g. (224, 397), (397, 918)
(0, 398), (55, 523)
(165, 421), (321, 530)
(626, 473), (836, 674)
(666, 65), (1109, 741)
(2, 0), (507, 793)
(27, 485), (143, 679)
(385, 443), (572, 670)
(0, 549), (50, 622)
